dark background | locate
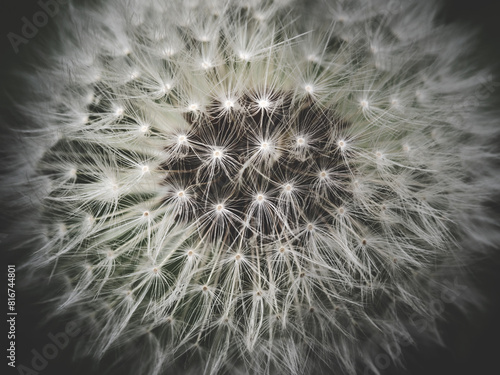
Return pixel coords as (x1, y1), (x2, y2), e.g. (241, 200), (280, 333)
(1, 1), (500, 374)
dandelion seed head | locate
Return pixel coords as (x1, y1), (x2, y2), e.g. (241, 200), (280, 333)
(5, 1), (498, 375)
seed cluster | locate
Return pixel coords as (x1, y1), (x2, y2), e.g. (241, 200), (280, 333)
(7, 0), (494, 374)
(162, 94), (352, 243)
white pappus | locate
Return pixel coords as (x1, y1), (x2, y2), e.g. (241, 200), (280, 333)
(1, 0), (499, 374)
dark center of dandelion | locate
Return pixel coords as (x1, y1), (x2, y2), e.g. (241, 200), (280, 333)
(162, 93), (352, 243)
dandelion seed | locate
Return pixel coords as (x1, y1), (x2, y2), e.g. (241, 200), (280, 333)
(296, 137), (306, 146)
(238, 51), (251, 61)
(67, 168), (77, 179)
(162, 47), (176, 57)
(130, 70), (140, 80)
(257, 98), (271, 109)
(307, 54), (319, 63)
(201, 60), (212, 70)
(114, 106), (124, 117)
(213, 149), (223, 159)
(260, 141), (271, 151)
